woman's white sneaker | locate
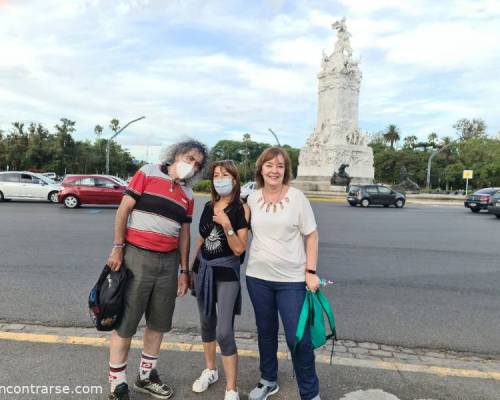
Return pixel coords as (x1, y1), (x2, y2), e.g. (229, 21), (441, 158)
(192, 368), (219, 393)
(224, 389), (240, 400)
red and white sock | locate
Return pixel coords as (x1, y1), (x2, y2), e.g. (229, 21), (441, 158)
(139, 352), (158, 380)
(109, 362), (127, 392)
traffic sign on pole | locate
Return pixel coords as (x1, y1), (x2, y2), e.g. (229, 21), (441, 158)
(463, 170), (473, 195)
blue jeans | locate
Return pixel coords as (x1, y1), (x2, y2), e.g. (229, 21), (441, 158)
(246, 276), (320, 400)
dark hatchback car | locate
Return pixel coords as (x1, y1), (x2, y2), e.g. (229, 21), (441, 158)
(487, 191), (500, 219)
(58, 175), (126, 208)
(347, 184), (406, 208)
(464, 188), (499, 213)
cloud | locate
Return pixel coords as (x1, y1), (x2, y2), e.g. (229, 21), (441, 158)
(0, 0), (499, 162)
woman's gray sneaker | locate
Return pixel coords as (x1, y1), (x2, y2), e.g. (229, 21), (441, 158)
(248, 382), (279, 400)
(133, 369), (174, 399)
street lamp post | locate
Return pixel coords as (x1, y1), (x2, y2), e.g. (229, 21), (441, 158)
(426, 138), (460, 190)
(106, 116), (146, 174)
(242, 133), (251, 182)
(268, 128), (281, 147)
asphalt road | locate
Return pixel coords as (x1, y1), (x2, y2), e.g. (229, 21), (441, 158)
(0, 198), (499, 355)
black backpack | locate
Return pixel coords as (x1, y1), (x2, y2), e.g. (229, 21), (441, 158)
(88, 265), (131, 331)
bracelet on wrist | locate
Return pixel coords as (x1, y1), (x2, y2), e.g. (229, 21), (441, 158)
(113, 243), (125, 249)
(306, 269), (317, 275)
(179, 268), (189, 274)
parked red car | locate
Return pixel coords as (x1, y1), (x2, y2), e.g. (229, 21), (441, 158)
(58, 175), (126, 208)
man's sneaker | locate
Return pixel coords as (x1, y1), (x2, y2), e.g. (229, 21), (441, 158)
(192, 368), (219, 393)
(248, 382), (279, 400)
(108, 383), (129, 400)
(224, 389), (240, 400)
(133, 369), (174, 399)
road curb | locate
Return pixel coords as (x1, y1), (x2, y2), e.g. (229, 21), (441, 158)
(1, 323), (500, 381)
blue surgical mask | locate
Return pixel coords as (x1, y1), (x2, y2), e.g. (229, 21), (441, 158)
(213, 177), (233, 196)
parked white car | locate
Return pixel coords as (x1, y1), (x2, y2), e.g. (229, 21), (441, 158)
(0, 171), (61, 203)
(241, 181), (257, 200)
(42, 172), (57, 180)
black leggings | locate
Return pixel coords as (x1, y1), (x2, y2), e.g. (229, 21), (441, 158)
(195, 278), (239, 356)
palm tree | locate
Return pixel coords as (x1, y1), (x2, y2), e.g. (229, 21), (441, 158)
(383, 124), (400, 149)
(403, 135), (418, 148)
(94, 125), (103, 140)
(428, 132), (438, 146)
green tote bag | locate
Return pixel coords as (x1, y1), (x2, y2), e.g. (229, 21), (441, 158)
(294, 289), (337, 358)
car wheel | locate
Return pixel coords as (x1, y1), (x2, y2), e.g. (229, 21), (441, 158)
(395, 199), (405, 208)
(383, 204), (389, 208)
(470, 208), (481, 213)
(48, 191), (59, 203)
(360, 198), (370, 208)
(64, 195), (80, 209)
(348, 202), (356, 207)
(0, 191), (3, 201)
(496, 215), (500, 219)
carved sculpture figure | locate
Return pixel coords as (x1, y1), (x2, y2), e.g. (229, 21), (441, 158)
(393, 166), (420, 193)
(331, 163), (351, 186)
(332, 18), (353, 58)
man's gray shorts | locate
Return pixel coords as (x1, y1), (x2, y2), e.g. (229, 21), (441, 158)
(116, 245), (179, 338)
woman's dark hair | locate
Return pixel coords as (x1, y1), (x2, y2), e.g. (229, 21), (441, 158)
(210, 160), (241, 206)
(255, 147), (292, 188)
(161, 139), (208, 185)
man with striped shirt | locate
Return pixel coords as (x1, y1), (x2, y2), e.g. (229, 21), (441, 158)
(106, 140), (207, 400)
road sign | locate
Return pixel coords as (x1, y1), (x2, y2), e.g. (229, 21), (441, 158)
(463, 170), (473, 195)
(463, 170), (473, 179)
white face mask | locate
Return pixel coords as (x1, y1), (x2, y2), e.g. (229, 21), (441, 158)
(176, 161), (195, 180)
(213, 177), (233, 196)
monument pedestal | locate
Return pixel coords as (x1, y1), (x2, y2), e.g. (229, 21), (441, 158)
(292, 178), (346, 193)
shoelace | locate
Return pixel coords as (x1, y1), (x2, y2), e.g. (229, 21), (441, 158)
(148, 374), (173, 395)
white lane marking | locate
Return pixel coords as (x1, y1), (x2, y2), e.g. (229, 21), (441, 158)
(340, 389), (436, 400)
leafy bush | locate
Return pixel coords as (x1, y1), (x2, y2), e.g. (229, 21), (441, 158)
(193, 179), (211, 193)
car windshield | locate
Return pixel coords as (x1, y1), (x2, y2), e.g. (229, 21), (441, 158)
(108, 176), (127, 186)
(33, 174), (57, 185)
(474, 188), (497, 195)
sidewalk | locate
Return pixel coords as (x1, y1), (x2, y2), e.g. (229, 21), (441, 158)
(1, 323), (500, 399)
(303, 192), (466, 206)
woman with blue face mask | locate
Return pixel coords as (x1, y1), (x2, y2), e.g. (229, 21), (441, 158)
(190, 160), (250, 400)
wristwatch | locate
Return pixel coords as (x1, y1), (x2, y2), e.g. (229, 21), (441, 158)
(227, 229), (235, 236)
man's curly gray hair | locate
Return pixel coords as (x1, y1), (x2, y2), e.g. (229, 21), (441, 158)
(160, 139), (208, 186)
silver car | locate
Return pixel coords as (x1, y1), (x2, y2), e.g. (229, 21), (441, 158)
(241, 181), (257, 200)
(0, 171), (61, 203)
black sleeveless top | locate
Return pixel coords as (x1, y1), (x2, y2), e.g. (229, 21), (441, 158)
(193, 200), (248, 281)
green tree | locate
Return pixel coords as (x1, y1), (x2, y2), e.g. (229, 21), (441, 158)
(94, 125), (103, 140)
(453, 118), (487, 139)
(209, 138), (300, 182)
(53, 118), (76, 175)
(109, 118), (120, 133)
(383, 124), (400, 149)
(0, 130), (6, 170)
(403, 135), (418, 149)
(428, 132), (438, 146)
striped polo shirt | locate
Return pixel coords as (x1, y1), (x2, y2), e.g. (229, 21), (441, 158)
(124, 163), (194, 253)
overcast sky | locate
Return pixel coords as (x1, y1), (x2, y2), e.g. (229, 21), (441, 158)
(1, 0), (499, 162)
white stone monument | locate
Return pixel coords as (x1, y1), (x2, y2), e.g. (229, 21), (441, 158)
(294, 18), (374, 191)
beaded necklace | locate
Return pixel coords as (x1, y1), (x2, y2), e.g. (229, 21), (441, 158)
(257, 186), (290, 213)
